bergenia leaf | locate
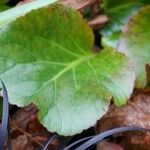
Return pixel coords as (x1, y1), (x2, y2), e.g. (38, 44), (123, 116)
(0, 0), (9, 5)
(101, 0), (150, 48)
(118, 6), (150, 88)
(0, 4), (134, 135)
(0, 5), (10, 12)
(0, 0), (58, 28)
(0, 0), (10, 12)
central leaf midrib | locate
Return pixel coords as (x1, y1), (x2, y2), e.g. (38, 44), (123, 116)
(32, 53), (96, 97)
(51, 54), (96, 81)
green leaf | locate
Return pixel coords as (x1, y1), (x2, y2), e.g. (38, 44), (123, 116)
(0, 0), (10, 12)
(118, 6), (150, 88)
(0, 0), (58, 28)
(0, 4), (134, 135)
(101, 0), (150, 48)
(102, 31), (120, 49)
(0, 0), (9, 5)
(0, 5), (10, 12)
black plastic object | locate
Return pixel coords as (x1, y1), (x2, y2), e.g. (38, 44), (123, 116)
(42, 133), (59, 150)
(0, 80), (10, 150)
(64, 136), (94, 150)
(74, 127), (150, 150)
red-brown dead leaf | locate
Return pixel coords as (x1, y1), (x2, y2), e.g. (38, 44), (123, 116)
(17, 0), (98, 10)
(11, 104), (38, 131)
(10, 104), (58, 149)
(6, 135), (34, 150)
(88, 15), (108, 29)
(16, 0), (107, 29)
(98, 141), (124, 150)
(61, 0), (99, 10)
(97, 90), (150, 150)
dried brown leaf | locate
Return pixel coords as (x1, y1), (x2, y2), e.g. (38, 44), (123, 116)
(10, 104), (58, 149)
(61, 0), (98, 10)
(97, 90), (150, 150)
(6, 135), (34, 150)
(88, 15), (108, 29)
(98, 141), (124, 150)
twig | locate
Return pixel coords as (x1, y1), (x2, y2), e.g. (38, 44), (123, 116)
(13, 124), (44, 147)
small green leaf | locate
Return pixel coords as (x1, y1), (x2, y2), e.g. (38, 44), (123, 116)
(118, 6), (150, 88)
(101, 0), (150, 48)
(0, 4), (134, 135)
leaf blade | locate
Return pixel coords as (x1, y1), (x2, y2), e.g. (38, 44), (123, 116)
(101, 0), (150, 48)
(0, 0), (58, 27)
(118, 6), (150, 87)
(0, 4), (134, 135)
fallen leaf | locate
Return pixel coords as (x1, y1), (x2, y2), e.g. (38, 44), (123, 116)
(97, 90), (150, 150)
(6, 135), (34, 150)
(17, 0), (98, 11)
(11, 104), (38, 130)
(61, 0), (97, 11)
(10, 104), (59, 150)
(98, 141), (124, 150)
(88, 15), (108, 29)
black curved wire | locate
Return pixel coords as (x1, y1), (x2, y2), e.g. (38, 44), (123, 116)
(7, 121), (11, 150)
(64, 136), (94, 150)
(42, 133), (59, 150)
(74, 127), (150, 150)
(0, 80), (10, 150)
